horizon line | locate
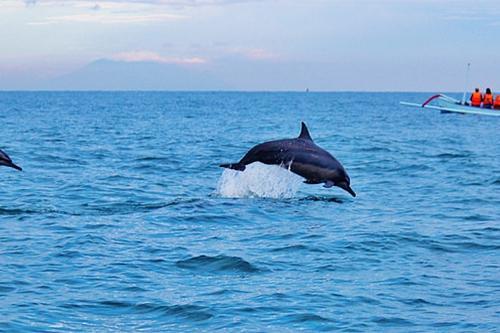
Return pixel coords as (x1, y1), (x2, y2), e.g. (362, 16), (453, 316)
(0, 89), (469, 94)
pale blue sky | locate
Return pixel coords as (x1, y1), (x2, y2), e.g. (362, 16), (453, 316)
(1, 0), (499, 90)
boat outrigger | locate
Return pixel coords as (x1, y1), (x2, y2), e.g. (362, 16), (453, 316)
(400, 94), (500, 117)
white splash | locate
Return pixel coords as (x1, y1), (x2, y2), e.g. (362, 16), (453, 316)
(216, 162), (303, 199)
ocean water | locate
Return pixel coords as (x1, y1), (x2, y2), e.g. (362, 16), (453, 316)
(0, 92), (498, 332)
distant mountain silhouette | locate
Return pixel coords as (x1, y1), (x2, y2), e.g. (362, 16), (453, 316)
(35, 57), (323, 91)
(0, 57), (483, 91)
(43, 59), (225, 90)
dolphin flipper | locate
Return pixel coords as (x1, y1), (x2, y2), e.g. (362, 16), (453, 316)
(304, 179), (322, 184)
(323, 181), (334, 188)
(219, 163), (246, 171)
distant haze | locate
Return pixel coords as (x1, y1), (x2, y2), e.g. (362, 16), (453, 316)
(1, 0), (499, 91)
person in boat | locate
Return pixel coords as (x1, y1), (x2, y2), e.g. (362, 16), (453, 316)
(470, 88), (482, 107)
(482, 88), (493, 108)
(494, 94), (500, 110)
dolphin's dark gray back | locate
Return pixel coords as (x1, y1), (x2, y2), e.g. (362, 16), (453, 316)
(220, 122), (338, 170)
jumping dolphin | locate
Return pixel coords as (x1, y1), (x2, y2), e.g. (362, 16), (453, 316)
(220, 122), (355, 197)
(0, 149), (22, 171)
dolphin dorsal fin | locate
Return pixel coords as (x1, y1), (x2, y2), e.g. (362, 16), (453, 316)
(298, 122), (313, 141)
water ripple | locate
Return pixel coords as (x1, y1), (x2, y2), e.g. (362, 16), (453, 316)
(176, 255), (259, 273)
(64, 300), (213, 321)
(0, 92), (498, 332)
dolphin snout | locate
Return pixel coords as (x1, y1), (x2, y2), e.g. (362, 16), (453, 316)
(0, 160), (22, 171)
(337, 182), (356, 197)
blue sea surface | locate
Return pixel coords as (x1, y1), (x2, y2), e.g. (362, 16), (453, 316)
(0, 92), (499, 332)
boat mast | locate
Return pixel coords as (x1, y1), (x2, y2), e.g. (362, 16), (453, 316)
(461, 63), (471, 105)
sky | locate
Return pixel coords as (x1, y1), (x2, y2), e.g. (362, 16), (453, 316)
(0, 0), (499, 91)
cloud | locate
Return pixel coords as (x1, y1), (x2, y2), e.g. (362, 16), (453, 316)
(110, 51), (207, 64)
(221, 47), (279, 61)
(22, 0), (265, 8)
(29, 12), (185, 24)
(443, 7), (500, 22)
(241, 48), (279, 60)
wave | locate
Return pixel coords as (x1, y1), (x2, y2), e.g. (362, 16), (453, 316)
(388, 164), (435, 172)
(450, 242), (500, 251)
(432, 152), (472, 159)
(216, 162), (303, 199)
(0, 198), (210, 218)
(65, 300), (213, 321)
(133, 156), (172, 162)
(378, 277), (419, 286)
(176, 255), (259, 273)
(270, 244), (309, 252)
(463, 214), (492, 222)
(283, 313), (333, 323)
(399, 297), (443, 306)
(0, 286), (15, 293)
(79, 198), (202, 216)
(358, 146), (393, 153)
(372, 316), (416, 327)
(0, 207), (62, 216)
(300, 195), (344, 203)
(348, 232), (500, 254)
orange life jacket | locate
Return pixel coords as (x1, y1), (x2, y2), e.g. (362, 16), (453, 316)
(494, 95), (500, 109)
(471, 92), (482, 106)
(483, 93), (493, 105)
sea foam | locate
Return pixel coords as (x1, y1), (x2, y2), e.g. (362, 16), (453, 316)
(216, 162), (303, 199)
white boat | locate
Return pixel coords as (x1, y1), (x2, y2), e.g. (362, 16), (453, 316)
(400, 94), (500, 117)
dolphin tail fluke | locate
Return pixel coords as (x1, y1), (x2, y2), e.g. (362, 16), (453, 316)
(219, 163), (246, 171)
